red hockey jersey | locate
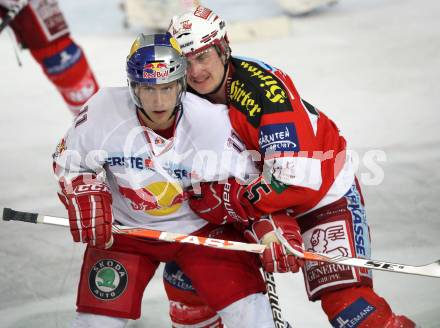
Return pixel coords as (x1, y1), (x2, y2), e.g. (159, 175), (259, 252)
(226, 57), (355, 216)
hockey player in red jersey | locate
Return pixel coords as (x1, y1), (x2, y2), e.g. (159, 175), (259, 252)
(0, 0), (99, 115)
(166, 5), (417, 328)
(54, 32), (276, 328)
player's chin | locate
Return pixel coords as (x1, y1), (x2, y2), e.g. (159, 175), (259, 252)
(152, 110), (169, 118)
(188, 78), (214, 94)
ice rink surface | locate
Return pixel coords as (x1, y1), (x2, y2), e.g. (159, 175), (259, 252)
(0, 0), (439, 327)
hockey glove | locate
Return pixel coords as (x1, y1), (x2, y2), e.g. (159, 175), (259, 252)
(187, 178), (256, 226)
(61, 176), (113, 249)
(244, 213), (304, 273)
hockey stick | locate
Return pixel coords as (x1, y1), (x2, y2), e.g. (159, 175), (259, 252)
(3, 207), (440, 277)
(263, 270), (292, 328)
(1, 207), (265, 254)
(0, 0), (28, 35)
(274, 228), (440, 278)
(2, 207), (293, 326)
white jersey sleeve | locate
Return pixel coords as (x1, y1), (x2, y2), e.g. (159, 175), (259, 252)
(53, 87), (131, 185)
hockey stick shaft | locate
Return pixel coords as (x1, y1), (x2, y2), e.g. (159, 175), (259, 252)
(0, 0), (28, 34)
(3, 207), (293, 324)
(264, 271), (292, 328)
(3, 207), (439, 277)
(2, 207), (266, 254)
(275, 228), (440, 278)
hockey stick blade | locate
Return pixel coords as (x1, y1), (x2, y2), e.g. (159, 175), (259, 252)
(2, 208), (265, 254)
(275, 228), (440, 278)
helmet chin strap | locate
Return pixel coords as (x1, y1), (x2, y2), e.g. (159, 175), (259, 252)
(171, 102), (183, 118)
(136, 105), (154, 124)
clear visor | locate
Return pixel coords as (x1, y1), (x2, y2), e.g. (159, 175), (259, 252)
(128, 78), (186, 109)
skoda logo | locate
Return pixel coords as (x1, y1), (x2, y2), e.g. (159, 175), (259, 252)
(88, 259), (128, 301)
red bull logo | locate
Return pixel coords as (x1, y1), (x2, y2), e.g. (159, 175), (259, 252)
(119, 181), (185, 216)
(143, 62), (169, 79)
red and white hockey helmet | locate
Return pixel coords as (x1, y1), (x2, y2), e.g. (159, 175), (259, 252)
(168, 5), (230, 57)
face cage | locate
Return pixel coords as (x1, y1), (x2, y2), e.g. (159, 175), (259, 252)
(128, 78), (187, 111)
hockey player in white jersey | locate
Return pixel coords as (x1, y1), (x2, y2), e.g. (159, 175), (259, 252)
(53, 33), (275, 328)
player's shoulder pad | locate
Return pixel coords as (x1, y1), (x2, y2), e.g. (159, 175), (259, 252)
(180, 92), (233, 150)
(182, 91), (229, 123)
(230, 56), (294, 127)
(72, 87), (134, 132)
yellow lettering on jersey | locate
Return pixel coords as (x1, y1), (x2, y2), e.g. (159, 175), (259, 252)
(240, 61), (287, 104)
(230, 80), (262, 117)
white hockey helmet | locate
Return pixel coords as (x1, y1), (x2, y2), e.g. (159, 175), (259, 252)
(168, 5), (230, 58)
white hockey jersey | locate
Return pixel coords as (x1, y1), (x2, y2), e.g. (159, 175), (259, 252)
(53, 87), (258, 234)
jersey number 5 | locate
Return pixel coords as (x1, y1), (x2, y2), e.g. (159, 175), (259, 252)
(246, 179), (271, 204)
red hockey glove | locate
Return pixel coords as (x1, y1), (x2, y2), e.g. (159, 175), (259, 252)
(187, 178), (256, 225)
(61, 177), (113, 249)
(244, 213), (304, 273)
